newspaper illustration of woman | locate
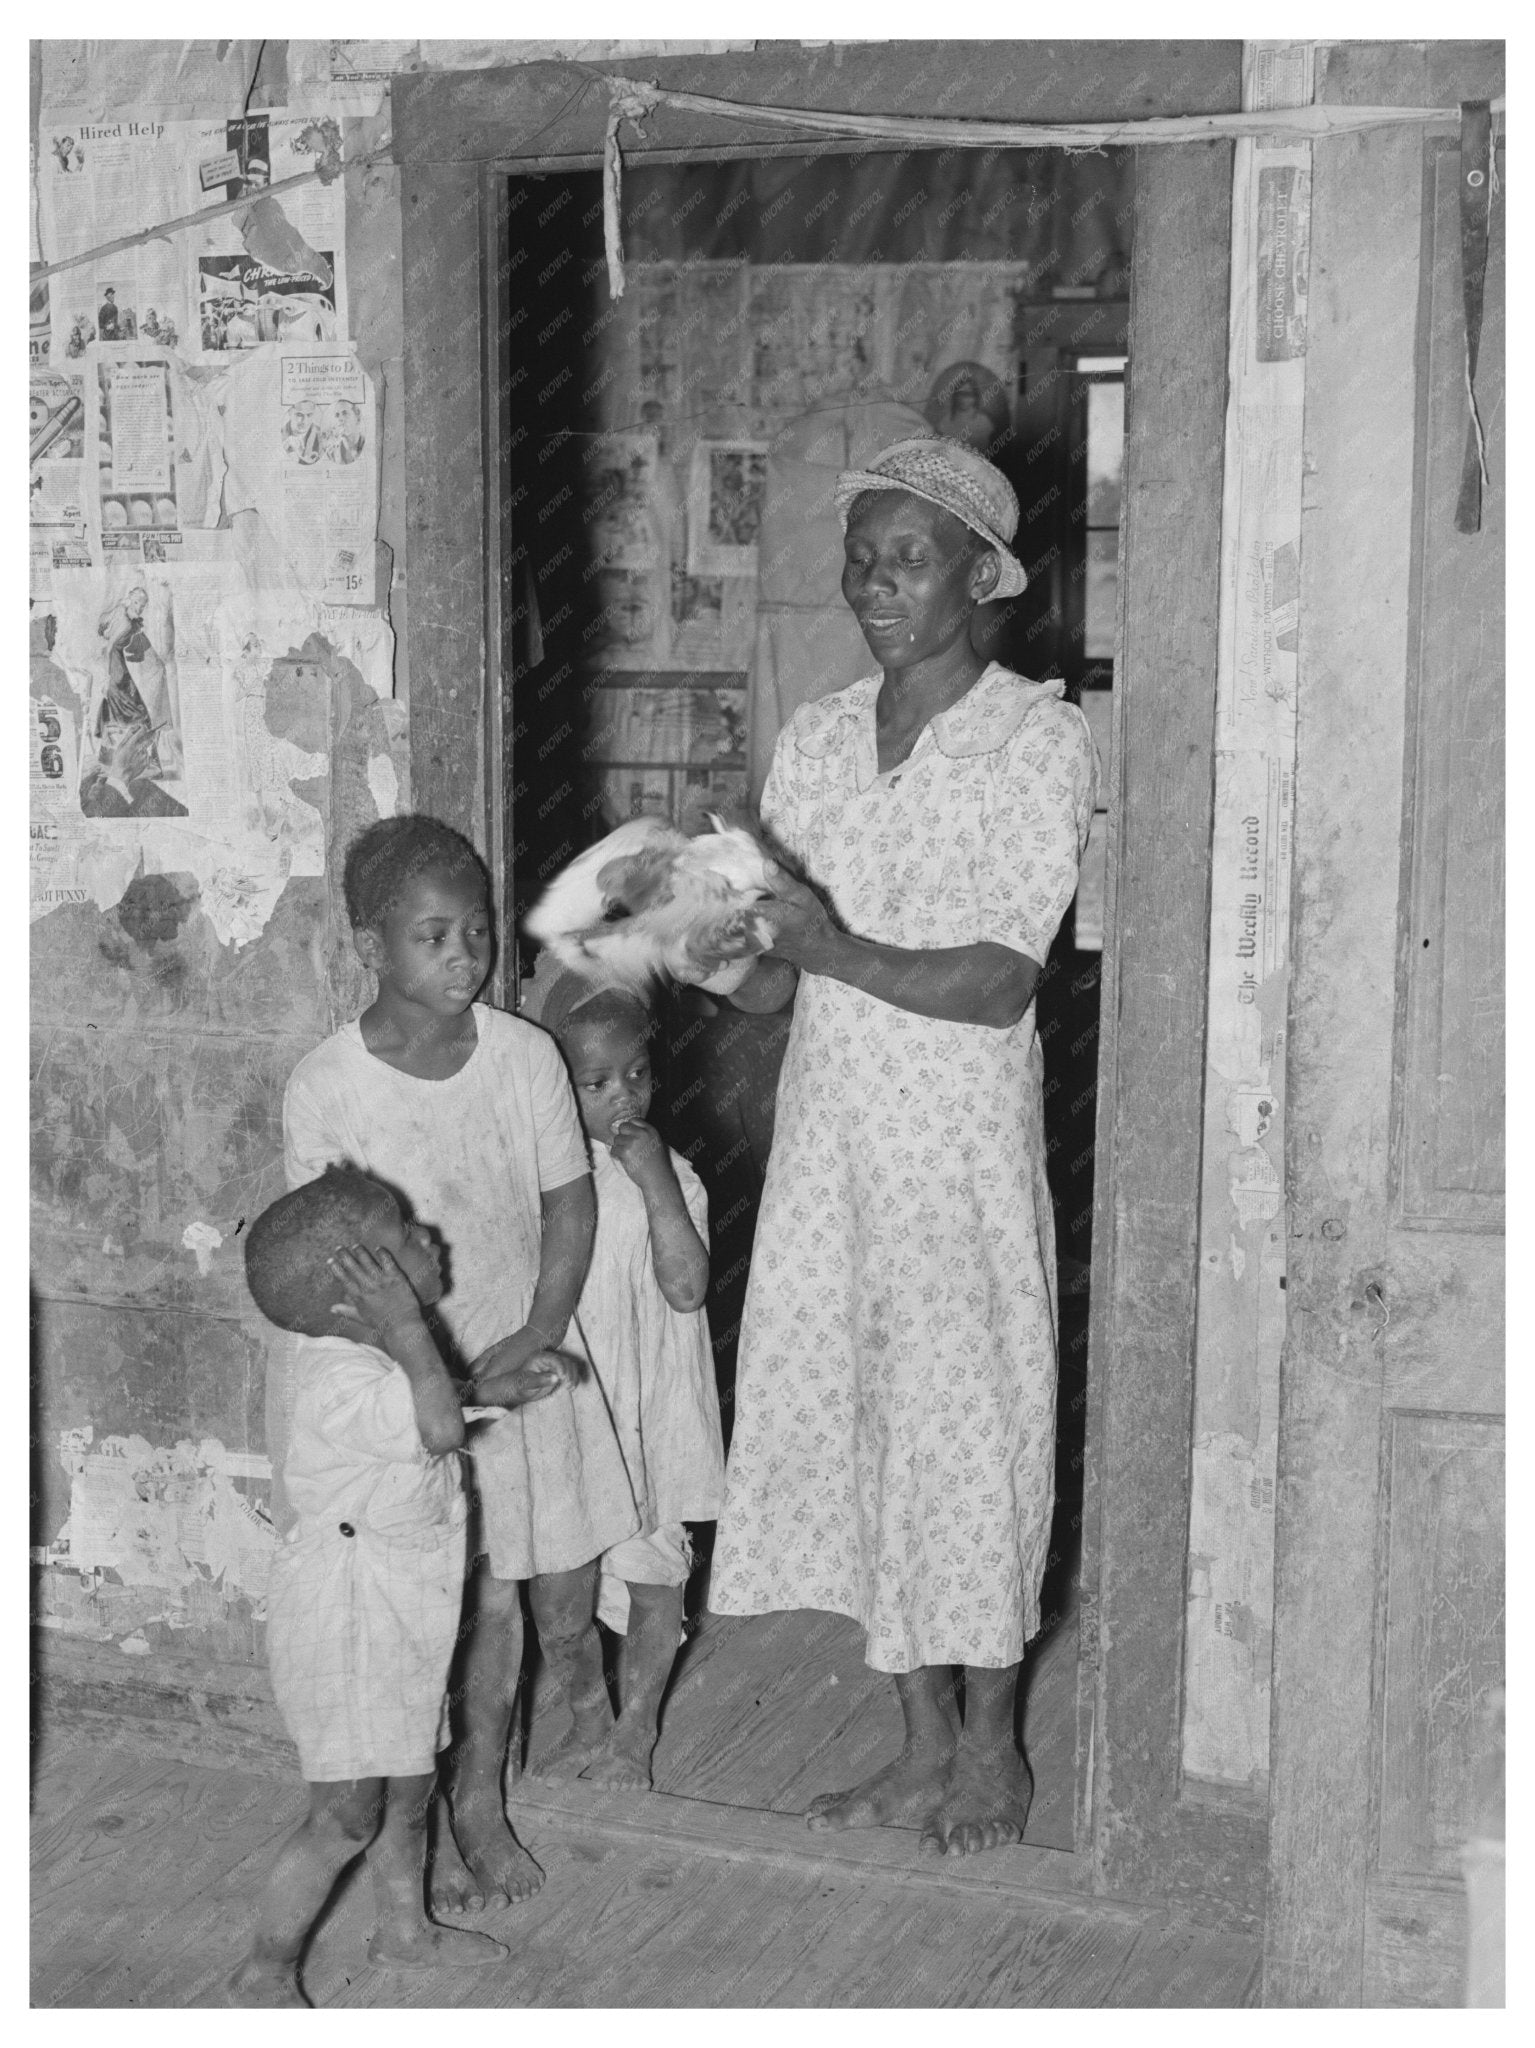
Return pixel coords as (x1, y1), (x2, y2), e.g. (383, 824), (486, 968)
(81, 581), (187, 818)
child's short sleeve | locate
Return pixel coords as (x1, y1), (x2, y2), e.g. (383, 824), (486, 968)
(308, 1347), (422, 1467)
(977, 703), (1100, 966)
(283, 1061), (346, 1188)
(526, 1024), (592, 1191)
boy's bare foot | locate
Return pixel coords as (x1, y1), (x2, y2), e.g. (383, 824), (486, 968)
(366, 1923), (509, 1970)
(918, 1743), (1033, 1858)
(449, 1796), (545, 1905)
(224, 1957), (309, 2007)
(578, 1730), (655, 1790)
(805, 1746), (949, 1833)
(428, 1820), (487, 1913)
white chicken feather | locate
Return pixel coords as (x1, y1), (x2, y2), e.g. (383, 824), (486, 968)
(523, 814), (783, 994)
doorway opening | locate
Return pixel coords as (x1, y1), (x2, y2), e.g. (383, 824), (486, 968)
(495, 146), (1130, 1849)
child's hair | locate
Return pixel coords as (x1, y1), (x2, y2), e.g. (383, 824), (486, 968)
(550, 984), (653, 1050)
(342, 813), (490, 930)
(245, 1164), (401, 1337)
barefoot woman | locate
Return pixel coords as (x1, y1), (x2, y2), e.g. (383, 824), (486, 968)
(710, 436), (1098, 1857)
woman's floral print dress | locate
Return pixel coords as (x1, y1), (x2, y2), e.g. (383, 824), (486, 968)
(710, 664), (1098, 1673)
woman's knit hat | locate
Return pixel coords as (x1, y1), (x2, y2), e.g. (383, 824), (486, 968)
(833, 434), (1027, 600)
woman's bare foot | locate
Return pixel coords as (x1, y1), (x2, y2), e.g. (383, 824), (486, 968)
(224, 1956), (309, 2007)
(367, 1922), (509, 1970)
(805, 1745), (950, 1833)
(918, 1742), (1033, 1858)
(450, 1795), (546, 1904)
(578, 1729), (655, 1791)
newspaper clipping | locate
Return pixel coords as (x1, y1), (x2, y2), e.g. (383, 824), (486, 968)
(221, 346), (378, 602)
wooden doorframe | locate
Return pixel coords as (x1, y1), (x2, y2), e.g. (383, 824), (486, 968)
(393, 40), (1247, 1917)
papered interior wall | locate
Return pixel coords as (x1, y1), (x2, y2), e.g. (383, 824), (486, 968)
(565, 258), (1032, 823)
(27, 37), (741, 1677)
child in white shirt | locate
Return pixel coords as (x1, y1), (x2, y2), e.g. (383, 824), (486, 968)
(229, 1165), (533, 2004)
(283, 816), (637, 1911)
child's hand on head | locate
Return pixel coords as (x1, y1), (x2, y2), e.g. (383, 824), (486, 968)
(609, 1117), (669, 1186)
(327, 1244), (424, 1338)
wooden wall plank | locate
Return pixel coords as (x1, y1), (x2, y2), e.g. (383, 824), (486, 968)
(1261, 108), (1425, 2004)
(393, 44), (1245, 168)
(401, 161), (487, 844)
(1087, 135), (1252, 1926)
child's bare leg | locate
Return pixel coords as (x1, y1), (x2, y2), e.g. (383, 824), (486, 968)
(527, 1560), (613, 1778)
(441, 1566), (545, 1908)
(366, 1772), (508, 1968)
(226, 1778), (384, 2006)
(580, 1579), (682, 1789)
(919, 1660), (1033, 1858)
(806, 1665), (960, 1833)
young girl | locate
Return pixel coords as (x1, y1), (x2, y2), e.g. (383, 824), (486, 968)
(526, 967), (725, 1789)
(283, 815), (640, 1911)
(230, 1167), (519, 2005)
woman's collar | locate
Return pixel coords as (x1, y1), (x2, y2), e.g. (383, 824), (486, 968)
(790, 663), (1066, 763)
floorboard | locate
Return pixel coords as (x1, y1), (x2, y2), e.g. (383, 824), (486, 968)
(529, 1600), (1079, 1851)
(31, 1740), (1259, 2009)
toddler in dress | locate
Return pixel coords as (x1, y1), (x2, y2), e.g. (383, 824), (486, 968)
(526, 968), (725, 1788)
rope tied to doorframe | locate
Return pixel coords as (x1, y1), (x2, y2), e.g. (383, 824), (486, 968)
(602, 78), (663, 300)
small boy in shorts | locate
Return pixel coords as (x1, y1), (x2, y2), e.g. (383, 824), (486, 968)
(229, 1165), (521, 2005)
(282, 816), (639, 1911)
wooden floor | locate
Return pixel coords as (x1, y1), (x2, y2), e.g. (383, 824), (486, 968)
(31, 1737), (1259, 2008)
(33, 1606), (1259, 2008)
(532, 1599), (1078, 1851)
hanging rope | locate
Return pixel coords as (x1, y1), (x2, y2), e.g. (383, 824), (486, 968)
(602, 79), (662, 299)
(591, 71), (1503, 153)
(1455, 100), (1496, 533)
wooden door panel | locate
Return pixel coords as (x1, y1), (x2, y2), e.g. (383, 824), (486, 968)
(1377, 1413), (1505, 1877)
(1361, 136), (1505, 2007)
(1395, 143), (1505, 1232)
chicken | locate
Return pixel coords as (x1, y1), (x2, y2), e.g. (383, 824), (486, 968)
(522, 814), (783, 994)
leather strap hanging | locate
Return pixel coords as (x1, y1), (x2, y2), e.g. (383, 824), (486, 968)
(1455, 99), (1494, 534)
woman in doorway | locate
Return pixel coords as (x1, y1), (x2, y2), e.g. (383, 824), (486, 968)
(710, 436), (1098, 1857)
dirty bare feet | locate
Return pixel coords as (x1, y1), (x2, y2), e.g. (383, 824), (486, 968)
(576, 1579), (679, 1792)
(528, 1718), (611, 1782)
(807, 1662), (961, 1833)
(579, 1729), (655, 1790)
(428, 1810), (487, 1914)
(805, 1743), (950, 1832)
(449, 1791), (546, 1904)
(224, 1956), (309, 2007)
(367, 1922), (509, 1970)
(919, 1741), (1033, 1858)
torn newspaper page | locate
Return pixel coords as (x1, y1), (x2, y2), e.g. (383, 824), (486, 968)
(83, 342), (226, 565)
(220, 345), (378, 603)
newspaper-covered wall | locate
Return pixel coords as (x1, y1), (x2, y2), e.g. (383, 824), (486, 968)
(1181, 42), (1313, 1790)
(30, 89), (391, 943)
